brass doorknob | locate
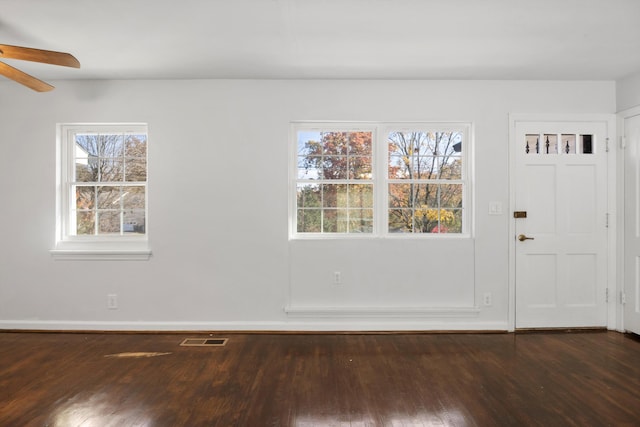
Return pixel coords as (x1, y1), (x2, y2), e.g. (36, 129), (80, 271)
(518, 234), (534, 242)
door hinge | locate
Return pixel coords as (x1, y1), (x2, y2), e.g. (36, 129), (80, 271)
(621, 291), (627, 305)
(606, 137), (610, 152)
(606, 288), (609, 303)
(605, 213), (609, 228)
(621, 136), (627, 150)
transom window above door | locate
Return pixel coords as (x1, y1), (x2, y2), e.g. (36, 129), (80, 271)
(525, 133), (594, 155)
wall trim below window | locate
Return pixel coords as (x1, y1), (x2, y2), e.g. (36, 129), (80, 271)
(50, 248), (151, 261)
(284, 306), (480, 318)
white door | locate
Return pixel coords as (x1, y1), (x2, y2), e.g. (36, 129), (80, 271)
(514, 120), (609, 328)
(624, 113), (640, 335)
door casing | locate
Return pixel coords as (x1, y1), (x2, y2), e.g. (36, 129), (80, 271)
(621, 107), (640, 334)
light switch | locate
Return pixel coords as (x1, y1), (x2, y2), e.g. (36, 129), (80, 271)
(488, 201), (503, 215)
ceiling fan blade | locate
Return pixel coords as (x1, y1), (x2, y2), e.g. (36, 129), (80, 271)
(0, 44), (80, 68)
(0, 61), (54, 92)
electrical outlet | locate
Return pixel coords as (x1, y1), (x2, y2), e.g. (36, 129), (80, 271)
(333, 271), (342, 285)
(483, 292), (492, 306)
(107, 294), (118, 310)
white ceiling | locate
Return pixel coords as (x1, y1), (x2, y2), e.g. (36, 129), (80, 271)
(1, 0), (639, 83)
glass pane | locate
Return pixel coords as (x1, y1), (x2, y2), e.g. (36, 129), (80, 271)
(440, 184), (463, 208)
(349, 156), (372, 179)
(349, 209), (373, 233)
(322, 210), (338, 232)
(124, 134), (147, 158)
(75, 159), (98, 182)
(581, 135), (593, 154)
(414, 207), (442, 233)
(75, 134), (99, 157)
(320, 209), (350, 233)
(323, 184), (347, 208)
(525, 134), (538, 154)
(321, 132), (349, 155)
(321, 156), (348, 179)
(543, 134), (558, 154)
(98, 211), (120, 234)
(75, 186), (95, 210)
(298, 156), (321, 180)
(123, 210), (145, 234)
(389, 156), (438, 180)
(412, 184), (438, 209)
(439, 132), (463, 156)
(297, 209), (321, 232)
(122, 186), (145, 209)
(438, 156), (462, 179)
(348, 184), (373, 208)
(100, 159), (124, 182)
(97, 186), (121, 209)
(411, 157), (438, 179)
(99, 134), (124, 158)
(441, 209), (463, 233)
(389, 183), (412, 208)
(336, 209), (349, 232)
(388, 209), (412, 233)
(297, 184), (321, 208)
(76, 211), (95, 235)
(348, 132), (372, 155)
(388, 183), (437, 209)
(297, 131), (322, 156)
(125, 159), (147, 182)
(388, 155), (410, 179)
(562, 134), (576, 154)
(388, 131), (432, 157)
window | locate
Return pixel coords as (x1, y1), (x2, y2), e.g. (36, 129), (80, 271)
(52, 124), (150, 259)
(296, 130), (374, 233)
(292, 122), (471, 238)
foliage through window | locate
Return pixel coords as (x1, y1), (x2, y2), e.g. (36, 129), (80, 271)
(388, 131), (463, 233)
(293, 123), (470, 237)
(296, 130), (373, 233)
(58, 124), (148, 240)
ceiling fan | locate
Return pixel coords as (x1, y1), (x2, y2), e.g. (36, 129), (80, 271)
(0, 44), (80, 92)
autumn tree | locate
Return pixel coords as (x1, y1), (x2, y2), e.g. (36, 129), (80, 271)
(296, 129), (463, 234)
(297, 131), (372, 233)
(388, 131), (463, 233)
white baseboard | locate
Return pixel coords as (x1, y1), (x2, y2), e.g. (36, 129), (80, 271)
(0, 319), (509, 332)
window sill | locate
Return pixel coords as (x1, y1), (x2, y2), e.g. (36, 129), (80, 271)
(51, 241), (151, 261)
(291, 233), (472, 240)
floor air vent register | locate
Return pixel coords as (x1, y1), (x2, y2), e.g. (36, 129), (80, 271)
(180, 338), (228, 347)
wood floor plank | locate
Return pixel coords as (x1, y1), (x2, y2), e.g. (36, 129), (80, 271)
(1, 331), (639, 426)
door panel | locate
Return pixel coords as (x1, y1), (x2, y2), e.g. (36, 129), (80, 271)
(514, 120), (608, 328)
(624, 114), (640, 334)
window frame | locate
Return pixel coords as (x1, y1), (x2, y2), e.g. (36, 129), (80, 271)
(51, 123), (151, 260)
(290, 121), (473, 239)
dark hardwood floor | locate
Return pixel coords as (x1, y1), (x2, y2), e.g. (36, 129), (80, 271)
(1, 331), (639, 426)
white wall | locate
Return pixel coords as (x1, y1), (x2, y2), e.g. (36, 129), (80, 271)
(0, 79), (615, 331)
(617, 71), (640, 112)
